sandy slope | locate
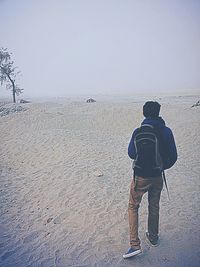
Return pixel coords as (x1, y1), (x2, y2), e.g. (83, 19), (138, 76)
(0, 95), (199, 267)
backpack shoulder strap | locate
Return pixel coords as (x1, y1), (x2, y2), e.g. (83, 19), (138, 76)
(162, 170), (170, 200)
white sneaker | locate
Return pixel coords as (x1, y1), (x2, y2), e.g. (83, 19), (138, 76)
(123, 247), (142, 259)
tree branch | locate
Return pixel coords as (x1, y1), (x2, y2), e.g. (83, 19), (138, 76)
(0, 65), (15, 90)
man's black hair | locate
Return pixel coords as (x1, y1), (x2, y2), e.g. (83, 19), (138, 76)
(143, 101), (161, 118)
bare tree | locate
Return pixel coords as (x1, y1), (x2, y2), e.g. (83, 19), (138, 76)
(0, 47), (23, 103)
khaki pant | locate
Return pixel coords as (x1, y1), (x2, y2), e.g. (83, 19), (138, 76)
(128, 175), (163, 249)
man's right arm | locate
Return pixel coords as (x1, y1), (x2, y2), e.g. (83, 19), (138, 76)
(163, 128), (178, 170)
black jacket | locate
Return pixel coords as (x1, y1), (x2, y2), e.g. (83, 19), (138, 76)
(128, 117), (177, 177)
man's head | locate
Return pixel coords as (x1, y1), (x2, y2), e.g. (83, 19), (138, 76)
(143, 101), (161, 118)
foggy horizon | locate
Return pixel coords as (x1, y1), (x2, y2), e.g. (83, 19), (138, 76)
(0, 0), (200, 98)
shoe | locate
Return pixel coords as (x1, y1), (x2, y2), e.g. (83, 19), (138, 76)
(123, 247), (142, 259)
(145, 231), (159, 247)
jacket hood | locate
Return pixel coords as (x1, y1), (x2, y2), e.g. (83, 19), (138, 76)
(141, 117), (166, 129)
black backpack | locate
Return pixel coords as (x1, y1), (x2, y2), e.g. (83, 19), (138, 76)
(133, 124), (163, 177)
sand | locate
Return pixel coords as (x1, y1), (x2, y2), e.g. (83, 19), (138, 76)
(0, 94), (199, 267)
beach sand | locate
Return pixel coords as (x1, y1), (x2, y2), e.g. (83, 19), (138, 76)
(0, 94), (199, 267)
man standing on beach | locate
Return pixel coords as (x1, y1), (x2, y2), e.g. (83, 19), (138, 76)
(123, 101), (177, 259)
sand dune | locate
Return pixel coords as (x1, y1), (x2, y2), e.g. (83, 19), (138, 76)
(0, 95), (199, 267)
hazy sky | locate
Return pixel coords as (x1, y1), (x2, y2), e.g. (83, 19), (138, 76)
(0, 0), (200, 98)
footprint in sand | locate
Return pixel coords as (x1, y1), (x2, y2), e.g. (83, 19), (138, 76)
(1, 249), (17, 261)
(53, 212), (68, 224)
(164, 224), (175, 231)
(23, 230), (41, 244)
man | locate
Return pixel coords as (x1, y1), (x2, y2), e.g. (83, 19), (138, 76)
(123, 101), (177, 259)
